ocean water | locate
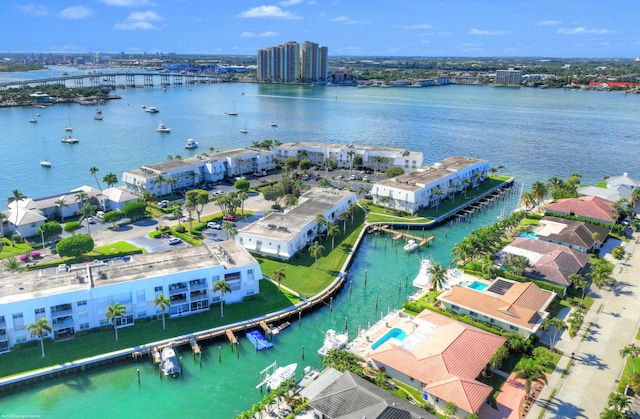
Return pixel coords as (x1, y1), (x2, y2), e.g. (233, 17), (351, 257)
(0, 67), (639, 417)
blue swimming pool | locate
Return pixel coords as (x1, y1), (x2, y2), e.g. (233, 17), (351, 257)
(371, 328), (408, 350)
(519, 231), (538, 239)
(467, 281), (488, 291)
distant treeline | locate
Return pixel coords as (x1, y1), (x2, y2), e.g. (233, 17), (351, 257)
(0, 63), (46, 73)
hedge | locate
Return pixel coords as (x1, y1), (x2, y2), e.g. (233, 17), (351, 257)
(403, 301), (507, 337)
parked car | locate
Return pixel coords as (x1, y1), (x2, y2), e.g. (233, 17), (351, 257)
(167, 237), (182, 245)
(207, 222), (222, 230)
(87, 217), (95, 224)
(96, 211), (105, 219)
(158, 200), (170, 208)
(223, 214), (236, 221)
(58, 264), (69, 273)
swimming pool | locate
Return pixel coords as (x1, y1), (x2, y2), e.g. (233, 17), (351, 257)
(371, 328), (408, 350)
(467, 281), (488, 291)
(519, 231), (538, 239)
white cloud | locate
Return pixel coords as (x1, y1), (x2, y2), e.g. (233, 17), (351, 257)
(99, 0), (155, 6)
(557, 27), (612, 35)
(329, 16), (349, 22)
(393, 24), (433, 30)
(328, 15), (369, 25)
(538, 20), (561, 26)
(16, 4), (48, 16)
(58, 6), (93, 19)
(468, 28), (511, 35)
(238, 5), (301, 19)
(279, 0), (302, 5)
(240, 31), (278, 37)
(114, 10), (162, 30)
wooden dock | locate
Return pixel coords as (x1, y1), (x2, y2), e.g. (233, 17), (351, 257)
(271, 321), (290, 335)
(189, 338), (201, 356)
(259, 321), (272, 336)
(377, 226), (434, 247)
(225, 329), (237, 345)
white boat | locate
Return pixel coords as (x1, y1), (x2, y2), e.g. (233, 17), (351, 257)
(40, 140), (52, 168)
(184, 138), (198, 149)
(156, 121), (171, 133)
(225, 101), (238, 116)
(266, 363), (297, 391)
(404, 239), (419, 252)
(29, 117), (37, 123)
(94, 109), (103, 120)
(61, 135), (79, 144)
(269, 122), (277, 127)
(317, 329), (348, 357)
(240, 119), (248, 133)
(412, 259), (433, 289)
(161, 347), (181, 377)
(145, 106), (159, 113)
(65, 118), (73, 132)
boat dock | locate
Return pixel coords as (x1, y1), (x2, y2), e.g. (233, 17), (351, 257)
(259, 321), (272, 337)
(225, 329), (237, 345)
(189, 338), (201, 356)
(271, 321), (290, 335)
(373, 226), (435, 248)
(246, 330), (274, 351)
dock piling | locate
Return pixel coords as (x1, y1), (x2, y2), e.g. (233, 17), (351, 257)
(302, 345), (305, 360)
(137, 368), (140, 385)
(219, 346), (222, 362)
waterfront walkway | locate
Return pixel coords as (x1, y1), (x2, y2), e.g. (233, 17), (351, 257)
(529, 232), (640, 418)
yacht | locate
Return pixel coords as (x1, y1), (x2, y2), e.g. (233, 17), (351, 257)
(156, 121), (171, 133)
(240, 119), (248, 133)
(266, 363), (297, 392)
(317, 329), (348, 357)
(268, 122), (277, 127)
(184, 138), (198, 149)
(94, 109), (103, 120)
(61, 135), (79, 144)
(65, 118), (73, 132)
(145, 106), (159, 113)
(161, 347), (181, 377)
(40, 140), (52, 167)
(404, 239), (419, 253)
(412, 259), (434, 289)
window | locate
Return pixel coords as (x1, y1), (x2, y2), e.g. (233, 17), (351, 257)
(77, 300), (87, 306)
(16, 336), (27, 344)
(78, 311), (88, 318)
(35, 308), (45, 317)
(248, 269), (253, 275)
(136, 289), (146, 303)
(12, 313), (24, 331)
(490, 318), (495, 324)
(137, 311), (147, 319)
(509, 325), (519, 331)
(451, 305), (459, 311)
(469, 311), (478, 317)
(154, 286), (163, 293)
(79, 323), (90, 330)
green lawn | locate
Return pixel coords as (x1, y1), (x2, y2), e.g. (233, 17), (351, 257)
(90, 241), (145, 256)
(257, 209), (366, 297)
(0, 280), (296, 379)
(617, 356), (640, 393)
(0, 237), (33, 259)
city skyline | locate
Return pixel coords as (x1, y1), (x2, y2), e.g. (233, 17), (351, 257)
(4, 0), (640, 58)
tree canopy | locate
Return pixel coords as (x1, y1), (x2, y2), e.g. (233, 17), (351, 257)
(37, 221), (62, 238)
(385, 166), (404, 178)
(56, 234), (94, 258)
(123, 201), (147, 219)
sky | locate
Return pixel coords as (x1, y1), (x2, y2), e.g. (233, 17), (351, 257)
(4, 0), (640, 58)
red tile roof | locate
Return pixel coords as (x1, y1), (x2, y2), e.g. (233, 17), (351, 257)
(545, 196), (616, 224)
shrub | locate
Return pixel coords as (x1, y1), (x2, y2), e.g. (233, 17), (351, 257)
(612, 246), (625, 260)
(12, 233), (23, 244)
(175, 225), (187, 233)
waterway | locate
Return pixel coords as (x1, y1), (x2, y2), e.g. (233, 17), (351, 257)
(0, 67), (639, 417)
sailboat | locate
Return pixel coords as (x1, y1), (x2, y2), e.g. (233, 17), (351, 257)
(65, 118), (73, 132)
(240, 119), (248, 133)
(40, 140), (52, 168)
(225, 101), (238, 116)
(29, 112), (38, 123)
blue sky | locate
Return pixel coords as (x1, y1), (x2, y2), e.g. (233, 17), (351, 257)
(5, 0), (640, 57)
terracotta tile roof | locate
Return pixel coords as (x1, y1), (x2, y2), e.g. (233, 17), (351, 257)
(538, 216), (610, 250)
(369, 311), (505, 414)
(545, 196), (616, 224)
(437, 280), (555, 330)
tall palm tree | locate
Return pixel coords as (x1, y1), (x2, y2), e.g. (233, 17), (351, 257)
(606, 392), (631, 414)
(521, 191), (537, 212)
(54, 198), (68, 222)
(515, 358), (547, 399)
(450, 240), (474, 267)
(75, 191), (88, 208)
(27, 317), (52, 358)
(531, 181), (549, 207)
(7, 189), (27, 238)
(338, 211), (349, 232)
(153, 174), (166, 195)
(309, 241), (325, 270)
(102, 172), (118, 188)
(327, 224), (341, 250)
(172, 205), (183, 225)
(428, 262), (448, 292)
(346, 150), (356, 175)
(619, 344), (640, 377)
(315, 214), (326, 238)
(570, 274), (588, 305)
(165, 177), (177, 193)
(153, 294), (171, 330)
(105, 302), (126, 341)
(213, 279), (232, 317)
(89, 166), (102, 191)
(540, 318), (567, 352)
(271, 268), (286, 291)
(79, 204), (97, 236)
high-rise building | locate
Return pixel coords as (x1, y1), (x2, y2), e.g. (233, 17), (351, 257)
(495, 68), (522, 85)
(257, 41), (327, 83)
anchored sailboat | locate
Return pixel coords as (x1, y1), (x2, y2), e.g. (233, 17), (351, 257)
(40, 140), (52, 167)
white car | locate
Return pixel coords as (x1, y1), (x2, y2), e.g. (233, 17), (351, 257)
(167, 237), (182, 245)
(96, 211), (104, 219)
(87, 217), (96, 224)
(58, 264), (69, 272)
(207, 222), (222, 230)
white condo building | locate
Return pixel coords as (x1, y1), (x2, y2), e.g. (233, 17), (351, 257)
(495, 68), (522, 85)
(0, 242), (261, 353)
(369, 156), (489, 215)
(236, 188), (357, 259)
(275, 142), (423, 172)
(122, 148), (276, 195)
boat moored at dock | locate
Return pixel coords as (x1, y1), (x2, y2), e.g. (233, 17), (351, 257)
(266, 363), (297, 391)
(161, 346), (181, 377)
(317, 329), (348, 357)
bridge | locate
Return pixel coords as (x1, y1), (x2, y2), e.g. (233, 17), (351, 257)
(0, 72), (227, 90)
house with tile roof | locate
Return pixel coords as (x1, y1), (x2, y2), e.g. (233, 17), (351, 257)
(545, 195), (617, 224)
(536, 216), (610, 253)
(302, 368), (436, 419)
(368, 310), (505, 417)
(500, 237), (590, 290)
(438, 278), (556, 338)
(576, 172), (640, 213)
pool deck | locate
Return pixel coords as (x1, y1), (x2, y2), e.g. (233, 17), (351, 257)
(347, 310), (413, 359)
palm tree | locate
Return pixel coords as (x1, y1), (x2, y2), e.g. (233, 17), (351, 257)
(213, 279), (232, 317)
(172, 205), (183, 225)
(102, 172), (118, 188)
(308, 241), (325, 270)
(315, 214), (326, 238)
(327, 224), (341, 250)
(141, 191), (157, 213)
(532, 181), (548, 206)
(271, 268), (286, 291)
(428, 262), (448, 292)
(521, 190), (537, 212)
(338, 211), (349, 232)
(105, 302), (126, 341)
(165, 177), (177, 193)
(27, 317), (52, 358)
(222, 221), (234, 239)
(0, 212), (5, 237)
(607, 391), (631, 413)
(89, 166), (102, 191)
(346, 150), (356, 175)
(619, 344), (640, 377)
(7, 189), (27, 238)
(54, 198), (68, 222)
(79, 204), (97, 236)
(153, 174), (166, 195)
(4, 256), (21, 273)
(449, 241), (474, 267)
(75, 191), (88, 208)
(570, 274), (588, 305)
(515, 358), (547, 399)
(153, 294), (171, 331)
(433, 188), (443, 210)
(540, 318), (567, 352)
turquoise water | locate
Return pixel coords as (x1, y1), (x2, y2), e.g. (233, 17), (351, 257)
(467, 281), (489, 291)
(1, 67), (639, 417)
(520, 231), (538, 239)
(371, 328), (408, 350)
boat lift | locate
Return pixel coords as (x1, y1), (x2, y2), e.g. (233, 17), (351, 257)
(256, 361), (278, 389)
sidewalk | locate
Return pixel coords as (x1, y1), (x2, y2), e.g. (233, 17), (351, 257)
(529, 234), (640, 418)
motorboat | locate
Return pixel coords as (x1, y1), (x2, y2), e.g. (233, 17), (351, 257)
(412, 259), (434, 289)
(161, 347), (181, 377)
(94, 109), (103, 120)
(269, 122), (277, 127)
(317, 329), (348, 357)
(61, 135), (79, 144)
(156, 121), (171, 133)
(266, 363), (297, 391)
(404, 239), (419, 252)
(184, 138), (198, 149)
(145, 106), (159, 113)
